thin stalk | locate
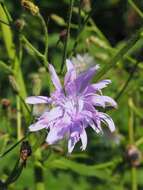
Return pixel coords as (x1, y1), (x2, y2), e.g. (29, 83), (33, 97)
(0, 133), (29, 158)
(95, 26), (143, 81)
(21, 35), (44, 59)
(115, 61), (139, 101)
(0, 18), (10, 26)
(16, 96), (22, 140)
(21, 35), (49, 70)
(89, 18), (110, 45)
(0, 61), (14, 74)
(0, 4), (28, 120)
(128, 0), (143, 18)
(135, 137), (143, 147)
(131, 167), (137, 190)
(128, 99), (134, 144)
(34, 149), (45, 190)
(78, 0), (82, 31)
(128, 99), (138, 190)
(60, 0), (74, 72)
(71, 2), (96, 55)
(38, 13), (48, 59)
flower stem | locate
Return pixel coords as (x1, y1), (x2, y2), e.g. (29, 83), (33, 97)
(95, 26), (143, 80)
(115, 61), (139, 101)
(38, 13), (48, 59)
(21, 35), (44, 59)
(128, 98), (138, 190)
(135, 137), (143, 147)
(128, 0), (143, 18)
(60, 0), (74, 72)
(128, 99), (134, 144)
(131, 167), (137, 190)
(16, 96), (22, 140)
(0, 133), (29, 158)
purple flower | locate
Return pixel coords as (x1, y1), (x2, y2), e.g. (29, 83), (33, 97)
(26, 59), (117, 153)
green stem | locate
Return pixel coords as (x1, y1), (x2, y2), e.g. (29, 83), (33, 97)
(95, 26), (143, 81)
(135, 137), (143, 147)
(89, 19), (110, 45)
(0, 4), (28, 120)
(78, 0), (82, 31)
(115, 61), (139, 101)
(16, 96), (22, 140)
(128, 0), (143, 18)
(38, 13), (48, 59)
(70, 2), (96, 55)
(0, 61), (14, 74)
(0, 18), (10, 26)
(21, 35), (49, 71)
(60, 0), (74, 72)
(34, 149), (45, 190)
(0, 133), (29, 158)
(5, 158), (24, 186)
(21, 35), (44, 59)
(128, 99), (134, 144)
(131, 167), (137, 190)
(128, 98), (138, 190)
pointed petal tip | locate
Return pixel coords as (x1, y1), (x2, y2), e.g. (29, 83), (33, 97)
(25, 96), (51, 104)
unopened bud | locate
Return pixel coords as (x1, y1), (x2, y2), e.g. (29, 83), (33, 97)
(51, 14), (66, 26)
(81, 0), (91, 12)
(9, 75), (20, 93)
(87, 36), (109, 49)
(21, 0), (39, 15)
(1, 98), (11, 109)
(126, 145), (142, 167)
(14, 19), (25, 31)
(20, 141), (32, 166)
(59, 29), (67, 43)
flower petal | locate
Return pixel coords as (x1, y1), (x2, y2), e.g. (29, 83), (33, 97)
(99, 113), (115, 132)
(41, 107), (63, 123)
(64, 69), (76, 89)
(83, 80), (111, 95)
(49, 64), (62, 91)
(68, 132), (79, 153)
(78, 99), (84, 112)
(89, 120), (102, 134)
(46, 125), (68, 144)
(66, 59), (74, 71)
(75, 65), (99, 92)
(80, 127), (87, 151)
(26, 96), (51, 104)
(102, 96), (117, 108)
(29, 120), (47, 132)
(88, 94), (105, 108)
(91, 80), (111, 90)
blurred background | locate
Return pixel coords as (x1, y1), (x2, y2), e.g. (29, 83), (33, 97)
(0, 0), (143, 189)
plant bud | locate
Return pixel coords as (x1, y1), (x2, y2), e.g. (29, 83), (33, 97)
(9, 75), (20, 94)
(20, 141), (32, 166)
(21, 0), (39, 15)
(1, 98), (11, 109)
(14, 19), (25, 31)
(59, 29), (67, 43)
(51, 14), (66, 26)
(126, 145), (142, 167)
(81, 0), (91, 12)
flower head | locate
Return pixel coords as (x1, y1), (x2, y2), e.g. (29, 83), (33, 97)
(26, 58), (117, 153)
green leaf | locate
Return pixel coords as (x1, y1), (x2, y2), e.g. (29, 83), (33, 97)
(44, 158), (117, 180)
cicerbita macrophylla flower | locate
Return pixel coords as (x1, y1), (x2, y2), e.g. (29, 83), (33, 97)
(26, 59), (117, 153)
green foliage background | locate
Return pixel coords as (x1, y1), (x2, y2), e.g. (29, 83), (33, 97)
(0, 0), (143, 189)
